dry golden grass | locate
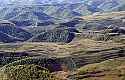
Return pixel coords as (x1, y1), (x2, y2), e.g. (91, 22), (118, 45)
(80, 11), (125, 21)
(0, 38), (124, 58)
(0, 38), (124, 80)
(76, 57), (125, 80)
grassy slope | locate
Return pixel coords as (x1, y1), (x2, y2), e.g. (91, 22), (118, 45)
(80, 11), (125, 21)
(0, 39), (124, 80)
(0, 39), (124, 57)
(76, 57), (125, 80)
(0, 38), (124, 66)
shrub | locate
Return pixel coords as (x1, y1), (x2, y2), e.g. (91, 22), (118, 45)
(2, 57), (62, 72)
(1, 64), (58, 80)
(31, 29), (75, 43)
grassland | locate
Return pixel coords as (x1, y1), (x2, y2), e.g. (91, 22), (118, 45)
(76, 57), (125, 80)
(0, 38), (124, 57)
(81, 11), (125, 21)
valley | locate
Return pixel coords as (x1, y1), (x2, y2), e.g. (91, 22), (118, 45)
(0, 0), (124, 80)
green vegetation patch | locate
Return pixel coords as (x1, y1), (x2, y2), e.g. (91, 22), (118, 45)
(75, 57), (125, 80)
(0, 64), (57, 80)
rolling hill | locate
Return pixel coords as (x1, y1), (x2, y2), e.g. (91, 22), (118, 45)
(0, 0), (125, 28)
(0, 20), (32, 43)
(0, 31), (22, 43)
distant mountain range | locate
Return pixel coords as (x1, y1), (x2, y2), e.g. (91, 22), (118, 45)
(0, 0), (125, 27)
(0, 0), (86, 5)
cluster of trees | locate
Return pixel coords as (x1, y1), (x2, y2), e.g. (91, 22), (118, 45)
(31, 29), (75, 43)
(1, 64), (58, 80)
(2, 57), (62, 72)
